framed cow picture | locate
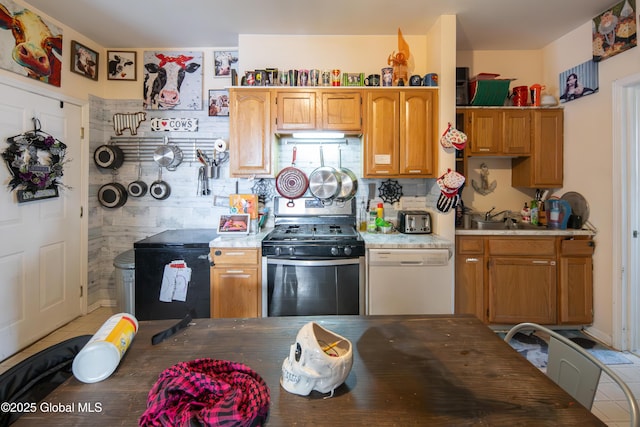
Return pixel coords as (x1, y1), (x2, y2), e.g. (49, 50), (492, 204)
(107, 50), (136, 81)
(208, 90), (229, 116)
(0, 0), (63, 87)
(143, 50), (203, 110)
(70, 40), (98, 81)
(213, 49), (239, 77)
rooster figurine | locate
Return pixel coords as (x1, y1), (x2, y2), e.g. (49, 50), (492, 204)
(387, 28), (410, 85)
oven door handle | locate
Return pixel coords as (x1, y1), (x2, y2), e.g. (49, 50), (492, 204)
(265, 258), (360, 267)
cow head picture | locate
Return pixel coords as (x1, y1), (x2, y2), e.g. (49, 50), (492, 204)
(108, 51), (136, 80)
(214, 50), (238, 76)
(143, 51), (203, 110)
(0, 2), (62, 87)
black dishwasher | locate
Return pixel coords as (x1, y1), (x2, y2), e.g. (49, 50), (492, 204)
(134, 229), (216, 320)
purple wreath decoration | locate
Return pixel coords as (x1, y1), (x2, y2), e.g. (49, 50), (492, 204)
(2, 131), (68, 194)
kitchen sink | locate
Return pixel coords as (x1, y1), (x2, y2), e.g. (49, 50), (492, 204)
(472, 219), (509, 230)
(472, 219), (544, 230)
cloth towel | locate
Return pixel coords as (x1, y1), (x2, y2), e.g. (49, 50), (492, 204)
(139, 358), (270, 426)
(159, 260), (192, 303)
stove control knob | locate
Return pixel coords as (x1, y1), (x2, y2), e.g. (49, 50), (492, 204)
(288, 247), (295, 256)
(275, 247), (282, 256)
(331, 246), (340, 256)
(344, 246), (353, 256)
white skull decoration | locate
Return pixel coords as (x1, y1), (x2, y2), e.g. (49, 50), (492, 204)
(281, 322), (353, 397)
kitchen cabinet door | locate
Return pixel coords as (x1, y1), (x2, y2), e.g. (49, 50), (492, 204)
(502, 110), (531, 154)
(466, 109), (530, 155)
(274, 90), (317, 131)
(467, 109), (501, 154)
(321, 91), (362, 132)
(455, 237), (485, 320)
(210, 248), (261, 318)
(558, 239), (594, 324)
(364, 89), (438, 177)
(400, 90), (437, 176)
(364, 90), (400, 176)
(512, 109), (563, 188)
(229, 89), (273, 177)
(212, 267), (259, 318)
(487, 257), (557, 324)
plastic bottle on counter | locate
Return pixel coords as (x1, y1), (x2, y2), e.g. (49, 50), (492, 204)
(376, 203), (384, 219)
(521, 202), (530, 223)
(530, 200), (539, 226)
(359, 201), (367, 231)
(72, 313), (138, 383)
(367, 210), (377, 233)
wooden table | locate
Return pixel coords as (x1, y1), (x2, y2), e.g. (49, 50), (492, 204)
(15, 315), (605, 426)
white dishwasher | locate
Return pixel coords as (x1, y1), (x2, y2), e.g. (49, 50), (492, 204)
(367, 248), (453, 315)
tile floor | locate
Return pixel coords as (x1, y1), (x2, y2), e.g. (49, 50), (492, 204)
(1, 308), (639, 426)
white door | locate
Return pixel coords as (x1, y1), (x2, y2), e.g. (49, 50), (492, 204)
(0, 82), (83, 360)
(613, 73), (640, 355)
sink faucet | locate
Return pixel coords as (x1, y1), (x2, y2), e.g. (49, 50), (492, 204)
(484, 207), (511, 221)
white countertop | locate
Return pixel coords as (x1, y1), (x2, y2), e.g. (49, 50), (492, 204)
(210, 229), (271, 248)
(361, 231), (453, 249)
(209, 227), (454, 249)
(455, 228), (595, 237)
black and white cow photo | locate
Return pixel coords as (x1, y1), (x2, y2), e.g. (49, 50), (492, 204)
(107, 51), (136, 80)
(213, 50), (238, 77)
(143, 50), (202, 110)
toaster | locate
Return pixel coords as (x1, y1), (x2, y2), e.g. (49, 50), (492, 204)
(397, 210), (432, 234)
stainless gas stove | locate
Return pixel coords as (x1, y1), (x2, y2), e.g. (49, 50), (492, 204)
(261, 197), (365, 316)
(262, 197), (365, 259)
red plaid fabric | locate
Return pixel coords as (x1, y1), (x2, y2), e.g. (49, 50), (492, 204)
(139, 358), (270, 426)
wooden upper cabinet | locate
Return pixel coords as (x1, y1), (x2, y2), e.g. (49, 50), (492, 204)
(229, 89), (272, 177)
(274, 91), (317, 131)
(364, 90), (400, 176)
(364, 88), (437, 178)
(502, 110), (531, 154)
(321, 91), (362, 131)
(512, 109), (563, 188)
(274, 89), (362, 133)
(400, 90), (436, 176)
(466, 108), (530, 155)
(467, 109), (502, 154)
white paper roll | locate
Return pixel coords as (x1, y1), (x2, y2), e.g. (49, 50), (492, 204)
(214, 138), (227, 152)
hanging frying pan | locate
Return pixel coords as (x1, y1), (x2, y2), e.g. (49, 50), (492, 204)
(127, 164), (147, 197)
(335, 145), (358, 203)
(98, 182), (128, 208)
(150, 168), (171, 200)
(275, 146), (308, 207)
(94, 144), (124, 169)
(153, 138), (183, 171)
(308, 145), (341, 202)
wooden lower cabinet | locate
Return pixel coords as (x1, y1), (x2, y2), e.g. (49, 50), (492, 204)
(487, 256), (557, 324)
(559, 238), (595, 324)
(454, 237), (484, 319)
(455, 235), (594, 325)
(210, 248), (261, 318)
